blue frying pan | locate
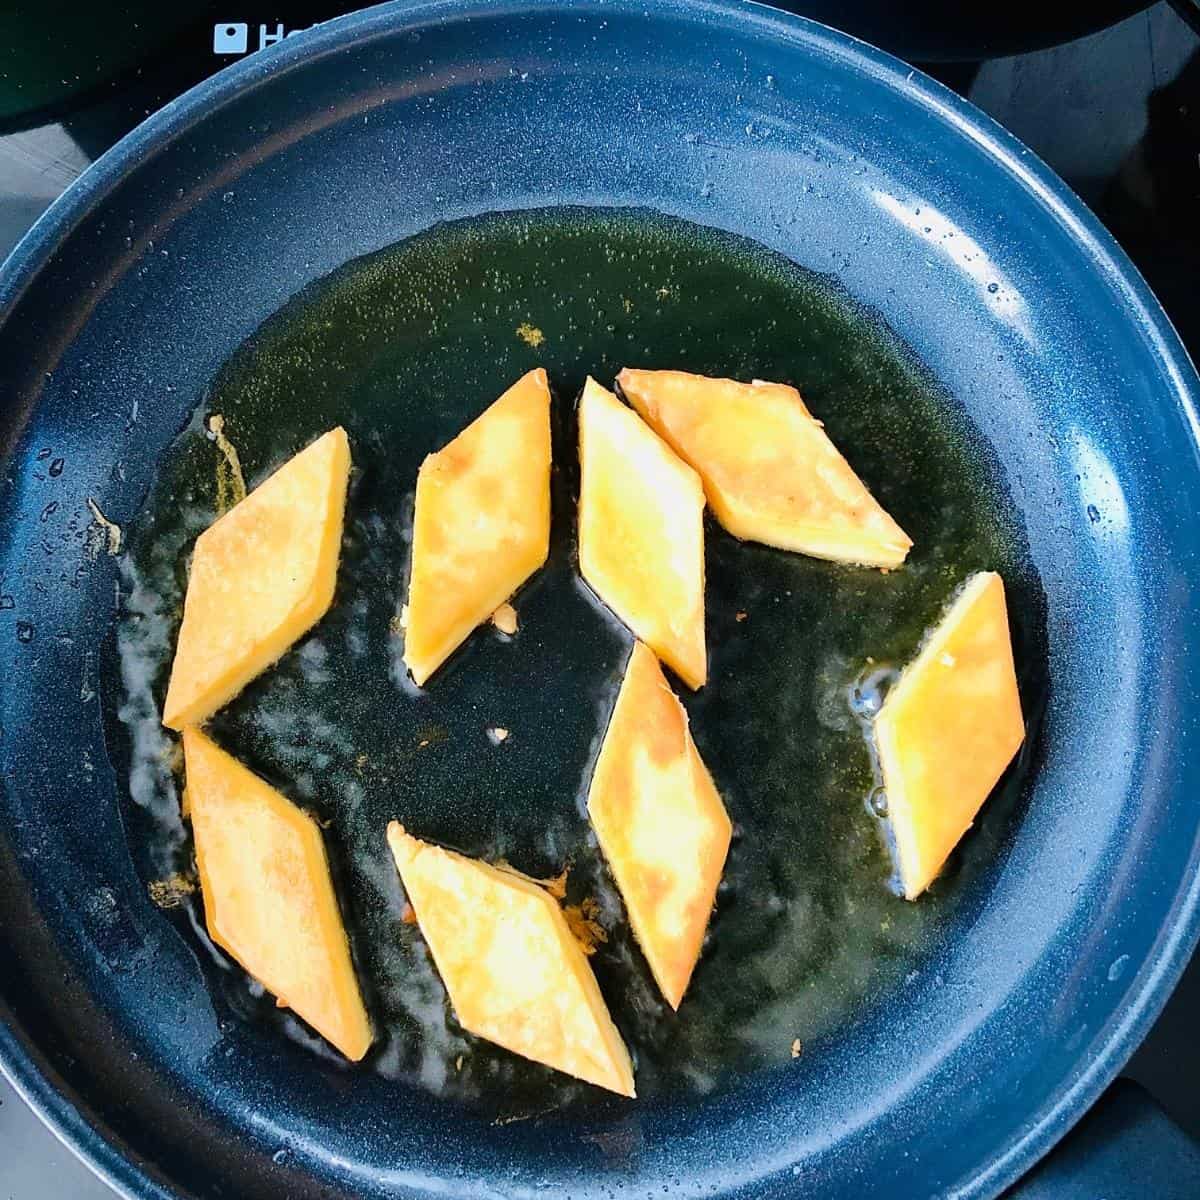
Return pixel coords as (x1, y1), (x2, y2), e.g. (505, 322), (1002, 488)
(2, 2), (1200, 1197)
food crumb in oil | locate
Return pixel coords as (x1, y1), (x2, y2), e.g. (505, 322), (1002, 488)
(491, 602), (519, 635)
(354, 753), (368, 773)
(563, 897), (607, 955)
(497, 861), (570, 899)
(735, 611), (748, 622)
(85, 498), (123, 557)
(400, 902), (418, 925)
(147, 871), (197, 909)
(390, 604), (410, 635)
(540, 867), (569, 900)
(455, 1055), (463, 1072)
(516, 322), (545, 347)
(487, 726), (510, 745)
(206, 413), (247, 514)
(414, 725), (449, 752)
(791, 1038), (803, 1059)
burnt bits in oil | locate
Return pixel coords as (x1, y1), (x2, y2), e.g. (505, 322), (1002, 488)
(108, 207), (1037, 1116)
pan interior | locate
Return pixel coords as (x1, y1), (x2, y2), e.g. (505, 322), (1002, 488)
(108, 206), (1039, 1118)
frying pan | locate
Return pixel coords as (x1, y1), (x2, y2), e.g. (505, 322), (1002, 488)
(2, 1), (1200, 1197)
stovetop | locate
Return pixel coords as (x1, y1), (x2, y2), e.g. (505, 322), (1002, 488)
(0, 4), (1198, 1196)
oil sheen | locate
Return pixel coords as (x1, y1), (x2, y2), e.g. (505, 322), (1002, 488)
(106, 207), (1040, 1119)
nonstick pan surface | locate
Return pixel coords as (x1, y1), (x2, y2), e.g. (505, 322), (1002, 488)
(2, 3), (1200, 1198)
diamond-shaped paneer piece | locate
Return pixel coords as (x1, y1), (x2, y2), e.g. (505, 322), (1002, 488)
(587, 642), (731, 1009)
(578, 378), (706, 689)
(182, 727), (372, 1060)
(386, 823), (635, 1097)
(617, 369), (912, 569)
(404, 369), (551, 685)
(874, 572), (1024, 899)
(162, 427), (351, 730)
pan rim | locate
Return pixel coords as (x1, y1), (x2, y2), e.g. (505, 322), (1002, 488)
(1, 1), (1199, 1198)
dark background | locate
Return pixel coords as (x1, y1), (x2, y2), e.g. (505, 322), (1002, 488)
(0, 2), (1197, 1196)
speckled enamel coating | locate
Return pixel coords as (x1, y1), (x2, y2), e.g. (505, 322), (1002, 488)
(1, 3), (1200, 1199)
